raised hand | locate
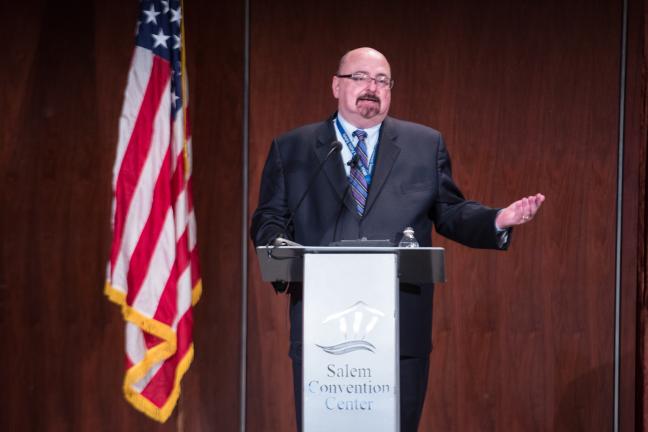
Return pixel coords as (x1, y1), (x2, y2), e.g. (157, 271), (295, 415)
(495, 193), (545, 229)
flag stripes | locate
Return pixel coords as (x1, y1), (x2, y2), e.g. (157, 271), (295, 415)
(105, 0), (200, 423)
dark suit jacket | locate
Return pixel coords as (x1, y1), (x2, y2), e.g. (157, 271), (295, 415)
(251, 114), (509, 358)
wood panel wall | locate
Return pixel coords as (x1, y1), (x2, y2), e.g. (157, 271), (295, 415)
(621, 0), (644, 430)
(0, 0), (642, 431)
(246, 0), (634, 431)
(0, 0), (243, 430)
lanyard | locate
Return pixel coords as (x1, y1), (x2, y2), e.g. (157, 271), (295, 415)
(334, 117), (377, 181)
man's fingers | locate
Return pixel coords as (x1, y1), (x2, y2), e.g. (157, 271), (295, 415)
(528, 196), (539, 212)
(500, 193), (545, 227)
(521, 198), (531, 219)
(513, 201), (525, 220)
(529, 194), (545, 214)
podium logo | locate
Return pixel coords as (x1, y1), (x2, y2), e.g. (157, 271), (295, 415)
(316, 301), (385, 355)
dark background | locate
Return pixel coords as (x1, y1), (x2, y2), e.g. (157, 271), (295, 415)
(0, 0), (645, 430)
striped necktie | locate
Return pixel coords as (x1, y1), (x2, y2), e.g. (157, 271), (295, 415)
(349, 129), (369, 216)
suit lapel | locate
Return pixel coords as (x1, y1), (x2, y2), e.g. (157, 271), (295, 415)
(314, 120), (361, 218)
(364, 117), (400, 216)
(314, 115), (401, 219)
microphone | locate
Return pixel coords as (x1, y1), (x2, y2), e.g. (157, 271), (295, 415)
(331, 179), (352, 243)
(347, 153), (360, 168)
(269, 140), (342, 247)
(332, 152), (361, 242)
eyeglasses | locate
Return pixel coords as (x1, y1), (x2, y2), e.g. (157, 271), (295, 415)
(336, 72), (395, 89)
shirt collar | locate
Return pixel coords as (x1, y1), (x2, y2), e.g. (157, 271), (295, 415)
(336, 113), (382, 141)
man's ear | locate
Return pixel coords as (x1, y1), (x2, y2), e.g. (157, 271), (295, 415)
(331, 76), (340, 98)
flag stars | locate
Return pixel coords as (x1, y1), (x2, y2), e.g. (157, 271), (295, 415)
(143, 4), (160, 24)
(134, 1), (183, 59)
(152, 28), (170, 48)
(170, 7), (181, 24)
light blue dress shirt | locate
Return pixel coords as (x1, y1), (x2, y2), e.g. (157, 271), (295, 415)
(333, 113), (381, 176)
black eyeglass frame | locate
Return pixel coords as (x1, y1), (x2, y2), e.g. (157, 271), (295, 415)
(335, 72), (395, 89)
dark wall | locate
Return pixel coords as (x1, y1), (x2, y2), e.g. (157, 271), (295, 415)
(247, 1), (636, 431)
(0, 0), (243, 430)
(0, 0), (641, 431)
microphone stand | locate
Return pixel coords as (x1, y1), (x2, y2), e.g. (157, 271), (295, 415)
(331, 154), (360, 243)
(267, 140), (342, 251)
(265, 141), (342, 293)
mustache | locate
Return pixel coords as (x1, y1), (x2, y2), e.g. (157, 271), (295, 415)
(357, 93), (381, 103)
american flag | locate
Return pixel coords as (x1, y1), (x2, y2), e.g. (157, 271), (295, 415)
(105, 0), (201, 422)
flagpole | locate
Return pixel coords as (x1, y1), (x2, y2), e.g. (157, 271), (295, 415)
(178, 2), (188, 429)
(180, 0), (189, 181)
(240, 0), (251, 428)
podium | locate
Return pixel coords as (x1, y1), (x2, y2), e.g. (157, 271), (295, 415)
(256, 245), (445, 432)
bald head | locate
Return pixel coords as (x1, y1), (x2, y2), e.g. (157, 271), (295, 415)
(332, 47), (393, 128)
(337, 47), (391, 75)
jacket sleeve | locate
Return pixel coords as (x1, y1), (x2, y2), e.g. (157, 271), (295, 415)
(251, 140), (292, 247)
(431, 135), (510, 250)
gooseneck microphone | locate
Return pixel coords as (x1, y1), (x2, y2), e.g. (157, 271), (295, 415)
(269, 140), (342, 247)
(347, 153), (360, 168)
(266, 141), (341, 293)
(332, 152), (361, 242)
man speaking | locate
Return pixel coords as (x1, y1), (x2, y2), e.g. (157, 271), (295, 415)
(251, 47), (544, 431)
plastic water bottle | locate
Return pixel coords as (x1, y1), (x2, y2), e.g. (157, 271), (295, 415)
(398, 227), (419, 248)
